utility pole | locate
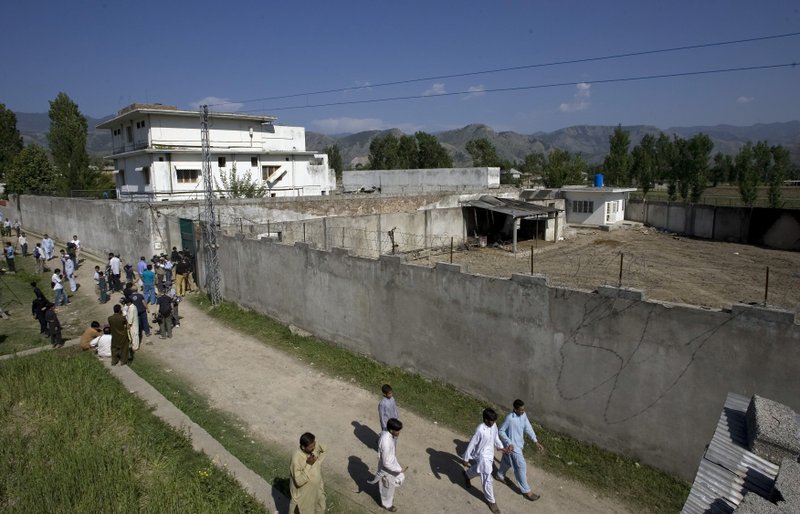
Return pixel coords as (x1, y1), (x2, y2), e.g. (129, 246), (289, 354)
(201, 105), (222, 306)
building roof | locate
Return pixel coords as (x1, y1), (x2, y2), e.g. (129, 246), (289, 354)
(560, 186), (637, 194)
(97, 104), (277, 129)
(462, 195), (561, 219)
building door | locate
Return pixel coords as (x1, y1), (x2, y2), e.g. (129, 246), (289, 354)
(178, 218), (197, 256)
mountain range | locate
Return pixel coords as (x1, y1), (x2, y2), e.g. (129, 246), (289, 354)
(14, 111), (800, 167)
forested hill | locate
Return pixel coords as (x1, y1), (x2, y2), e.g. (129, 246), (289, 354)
(13, 111), (800, 167)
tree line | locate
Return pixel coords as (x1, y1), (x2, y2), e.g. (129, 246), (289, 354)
(0, 93), (114, 196)
(328, 127), (797, 208)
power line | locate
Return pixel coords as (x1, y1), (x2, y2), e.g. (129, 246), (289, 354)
(209, 31), (800, 108)
(237, 61), (797, 113)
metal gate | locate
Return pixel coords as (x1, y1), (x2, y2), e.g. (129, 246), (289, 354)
(179, 218), (197, 255)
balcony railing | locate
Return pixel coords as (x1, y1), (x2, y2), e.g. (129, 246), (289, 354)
(111, 141), (149, 154)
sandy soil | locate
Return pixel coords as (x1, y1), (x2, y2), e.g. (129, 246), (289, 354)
(410, 224), (800, 312)
(71, 255), (632, 514)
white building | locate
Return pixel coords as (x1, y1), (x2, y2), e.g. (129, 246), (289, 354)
(560, 186), (637, 226)
(97, 104), (335, 200)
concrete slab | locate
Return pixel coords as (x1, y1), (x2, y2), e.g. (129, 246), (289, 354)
(736, 492), (782, 514)
(773, 458), (800, 512)
(746, 396), (800, 464)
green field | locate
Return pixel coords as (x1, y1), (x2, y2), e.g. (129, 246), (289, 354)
(0, 348), (266, 513)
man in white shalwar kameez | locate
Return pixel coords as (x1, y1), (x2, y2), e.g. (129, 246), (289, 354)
(462, 408), (511, 514)
(124, 298), (140, 351)
(368, 418), (406, 511)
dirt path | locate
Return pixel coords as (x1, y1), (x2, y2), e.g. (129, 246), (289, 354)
(71, 254), (630, 514)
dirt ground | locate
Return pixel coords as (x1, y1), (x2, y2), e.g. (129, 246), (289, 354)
(66, 253), (632, 514)
(411, 223), (800, 312)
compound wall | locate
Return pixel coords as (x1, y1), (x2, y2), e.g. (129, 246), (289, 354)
(218, 234), (800, 480)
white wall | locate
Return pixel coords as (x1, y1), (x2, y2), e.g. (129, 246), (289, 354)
(564, 191), (626, 225)
(343, 167), (501, 194)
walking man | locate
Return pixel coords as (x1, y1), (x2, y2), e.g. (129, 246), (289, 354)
(108, 304), (130, 366)
(289, 432), (327, 514)
(462, 408), (512, 514)
(18, 233), (28, 257)
(42, 234), (54, 260)
(369, 418), (407, 512)
(33, 243), (44, 273)
(156, 290), (174, 339)
(52, 269), (69, 306)
(108, 253), (122, 292)
(5, 242), (15, 272)
(496, 399), (545, 502)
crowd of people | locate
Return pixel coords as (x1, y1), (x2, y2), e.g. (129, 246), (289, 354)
(288, 384), (545, 514)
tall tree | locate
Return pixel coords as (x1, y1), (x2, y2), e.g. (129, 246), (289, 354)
(0, 104), (24, 181)
(768, 145), (790, 208)
(671, 136), (693, 201)
(630, 134), (656, 196)
(687, 133), (713, 202)
(47, 92), (90, 192)
(736, 142), (758, 207)
(5, 144), (57, 194)
(602, 125), (632, 186)
(541, 149), (586, 188)
(324, 144), (343, 180)
(368, 134), (401, 170)
(415, 131), (452, 168)
(465, 138), (500, 167)
(397, 134), (418, 169)
(710, 152), (733, 186)
(752, 141), (773, 183)
(654, 133), (676, 199)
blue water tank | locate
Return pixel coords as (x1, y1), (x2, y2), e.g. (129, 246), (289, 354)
(594, 173), (604, 187)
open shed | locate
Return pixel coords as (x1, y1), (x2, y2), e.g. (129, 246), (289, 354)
(462, 195), (562, 253)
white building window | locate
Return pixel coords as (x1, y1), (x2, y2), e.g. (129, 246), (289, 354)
(572, 200), (594, 213)
(218, 156), (226, 168)
(262, 165), (281, 181)
(251, 156), (258, 167)
(176, 169), (199, 183)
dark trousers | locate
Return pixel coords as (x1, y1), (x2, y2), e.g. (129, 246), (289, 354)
(138, 310), (150, 336)
(110, 273), (122, 292)
(35, 313), (47, 333)
(5, 257), (14, 272)
(111, 337), (130, 365)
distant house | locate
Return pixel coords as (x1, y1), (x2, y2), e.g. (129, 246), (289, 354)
(97, 104), (335, 200)
(559, 185), (637, 226)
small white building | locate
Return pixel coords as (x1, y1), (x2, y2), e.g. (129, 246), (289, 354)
(97, 104), (335, 200)
(559, 186), (637, 226)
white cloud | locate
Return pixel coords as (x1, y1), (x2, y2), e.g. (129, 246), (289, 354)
(189, 96), (243, 111)
(463, 85), (486, 100)
(311, 117), (385, 133)
(559, 82), (591, 112)
(736, 96), (754, 104)
(423, 83), (446, 96)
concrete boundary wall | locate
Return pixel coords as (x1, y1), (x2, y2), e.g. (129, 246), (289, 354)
(218, 233), (800, 480)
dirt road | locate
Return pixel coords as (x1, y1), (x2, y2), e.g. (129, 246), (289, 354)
(71, 256), (631, 514)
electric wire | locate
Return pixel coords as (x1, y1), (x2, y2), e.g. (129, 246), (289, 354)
(236, 61), (797, 113)
(208, 31), (800, 108)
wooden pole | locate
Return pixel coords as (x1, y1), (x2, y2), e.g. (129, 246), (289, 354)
(530, 245), (534, 274)
(450, 237), (454, 263)
(303, 223), (306, 242)
(342, 227), (345, 247)
(618, 253), (624, 288)
(764, 266), (770, 306)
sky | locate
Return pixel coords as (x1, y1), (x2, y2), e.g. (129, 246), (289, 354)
(1, 0), (799, 135)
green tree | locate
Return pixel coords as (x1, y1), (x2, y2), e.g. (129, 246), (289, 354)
(752, 141), (773, 182)
(654, 133), (676, 199)
(630, 134), (656, 196)
(602, 125), (632, 186)
(415, 131), (452, 168)
(671, 137), (692, 201)
(465, 138), (500, 167)
(542, 149), (586, 188)
(0, 104), (24, 181)
(768, 145), (790, 208)
(5, 144), (57, 194)
(736, 142), (758, 207)
(520, 152), (545, 176)
(687, 133), (713, 202)
(397, 134), (418, 169)
(215, 163), (267, 198)
(47, 92), (91, 193)
(324, 144), (343, 181)
(368, 134), (401, 170)
(710, 152), (733, 186)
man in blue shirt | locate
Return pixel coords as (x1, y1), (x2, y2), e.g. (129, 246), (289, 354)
(5, 242), (15, 272)
(496, 399), (545, 502)
(141, 264), (156, 307)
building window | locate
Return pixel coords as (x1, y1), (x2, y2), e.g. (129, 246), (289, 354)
(140, 120), (146, 128)
(176, 169), (199, 183)
(218, 156), (226, 168)
(119, 169), (126, 184)
(142, 166), (150, 185)
(572, 200), (594, 213)
(262, 165), (281, 181)
(158, 157), (164, 162)
(251, 157), (258, 167)
(126, 126), (133, 143)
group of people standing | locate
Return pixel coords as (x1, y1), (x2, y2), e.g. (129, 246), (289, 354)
(288, 384), (544, 514)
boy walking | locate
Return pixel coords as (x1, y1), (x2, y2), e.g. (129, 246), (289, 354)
(462, 408), (512, 514)
(378, 384), (399, 432)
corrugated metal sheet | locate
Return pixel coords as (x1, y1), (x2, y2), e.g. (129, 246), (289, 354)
(462, 195), (560, 219)
(682, 393), (780, 514)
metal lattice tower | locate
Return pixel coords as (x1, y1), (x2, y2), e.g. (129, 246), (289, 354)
(201, 105), (222, 306)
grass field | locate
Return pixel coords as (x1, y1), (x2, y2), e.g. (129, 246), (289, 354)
(0, 347), (266, 513)
(632, 185), (800, 208)
(190, 296), (689, 514)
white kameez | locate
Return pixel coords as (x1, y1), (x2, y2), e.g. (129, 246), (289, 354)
(125, 305), (140, 351)
(368, 431), (404, 509)
(463, 423), (504, 504)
